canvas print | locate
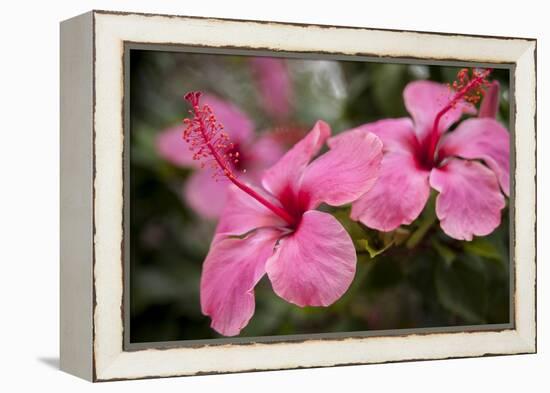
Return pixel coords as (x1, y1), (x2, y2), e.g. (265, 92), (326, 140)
(129, 50), (511, 343)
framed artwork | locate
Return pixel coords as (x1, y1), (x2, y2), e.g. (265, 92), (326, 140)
(60, 10), (537, 381)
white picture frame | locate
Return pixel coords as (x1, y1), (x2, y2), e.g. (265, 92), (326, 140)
(60, 10), (536, 381)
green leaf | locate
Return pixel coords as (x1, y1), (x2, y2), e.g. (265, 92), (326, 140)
(332, 207), (405, 258)
(363, 257), (403, 291)
(357, 238), (393, 258)
(432, 239), (456, 267)
(464, 238), (502, 261)
(332, 208), (364, 240)
(406, 193), (437, 249)
(435, 257), (488, 323)
(371, 64), (409, 117)
(381, 227), (410, 246)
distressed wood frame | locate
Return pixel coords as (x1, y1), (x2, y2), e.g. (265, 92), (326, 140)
(60, 10), (537, 382)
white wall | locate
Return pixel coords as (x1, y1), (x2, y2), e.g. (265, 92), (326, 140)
(0, 0), (546, 391)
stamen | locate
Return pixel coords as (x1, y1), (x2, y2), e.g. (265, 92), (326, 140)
(182, 92), (235, 181)
(182, 91), (295, 225)
(425, 68), (492, 166)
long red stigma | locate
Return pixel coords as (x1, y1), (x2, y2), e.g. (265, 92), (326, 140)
(182, 91), (295, 226)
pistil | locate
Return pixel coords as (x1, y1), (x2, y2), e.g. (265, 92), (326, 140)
(425, 68), (492, 167)
(183, 92), (295, 226)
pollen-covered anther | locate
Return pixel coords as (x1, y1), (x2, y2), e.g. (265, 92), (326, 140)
(181, 91), (241, 182)
(449, 68), (491, 106)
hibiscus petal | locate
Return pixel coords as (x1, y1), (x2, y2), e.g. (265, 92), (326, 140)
(403, 80), (476, 141)
(248, 133), (286, 171)
(438, 118), (510, 196)
(300, 131), (383, 208)
(155, 124), (197, 167)
(262, 120), (330, 197)
(329, 118), (418, 155)
(250, 57), (292, 120)
(183, 169), (229, 219)
(430, 158), (506, 241)
(265, 210), (356, 307)
(216, 184), (286, 236)
(200, 229), (280, 336)
(479, 81), (500, 119)
(351, 152), (431, 231)
(202, 94), (254, 144)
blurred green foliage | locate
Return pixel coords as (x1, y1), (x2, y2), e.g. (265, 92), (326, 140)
(130, 50), (511, 342)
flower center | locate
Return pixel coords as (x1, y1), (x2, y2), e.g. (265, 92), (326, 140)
(421, 68), (492, 169)
(276, 185), (311, 228)
(226, 143), (247, 171)
(182, 91), (296, 226)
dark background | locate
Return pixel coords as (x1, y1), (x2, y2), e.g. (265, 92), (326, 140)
(129, 49), (511, 343)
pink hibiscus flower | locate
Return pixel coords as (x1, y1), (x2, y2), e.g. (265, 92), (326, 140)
(181, 91), (383, 336)
(333, 69), (509, 241)
(156, 94), (284, 219)
(249, 57), (292, 120)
